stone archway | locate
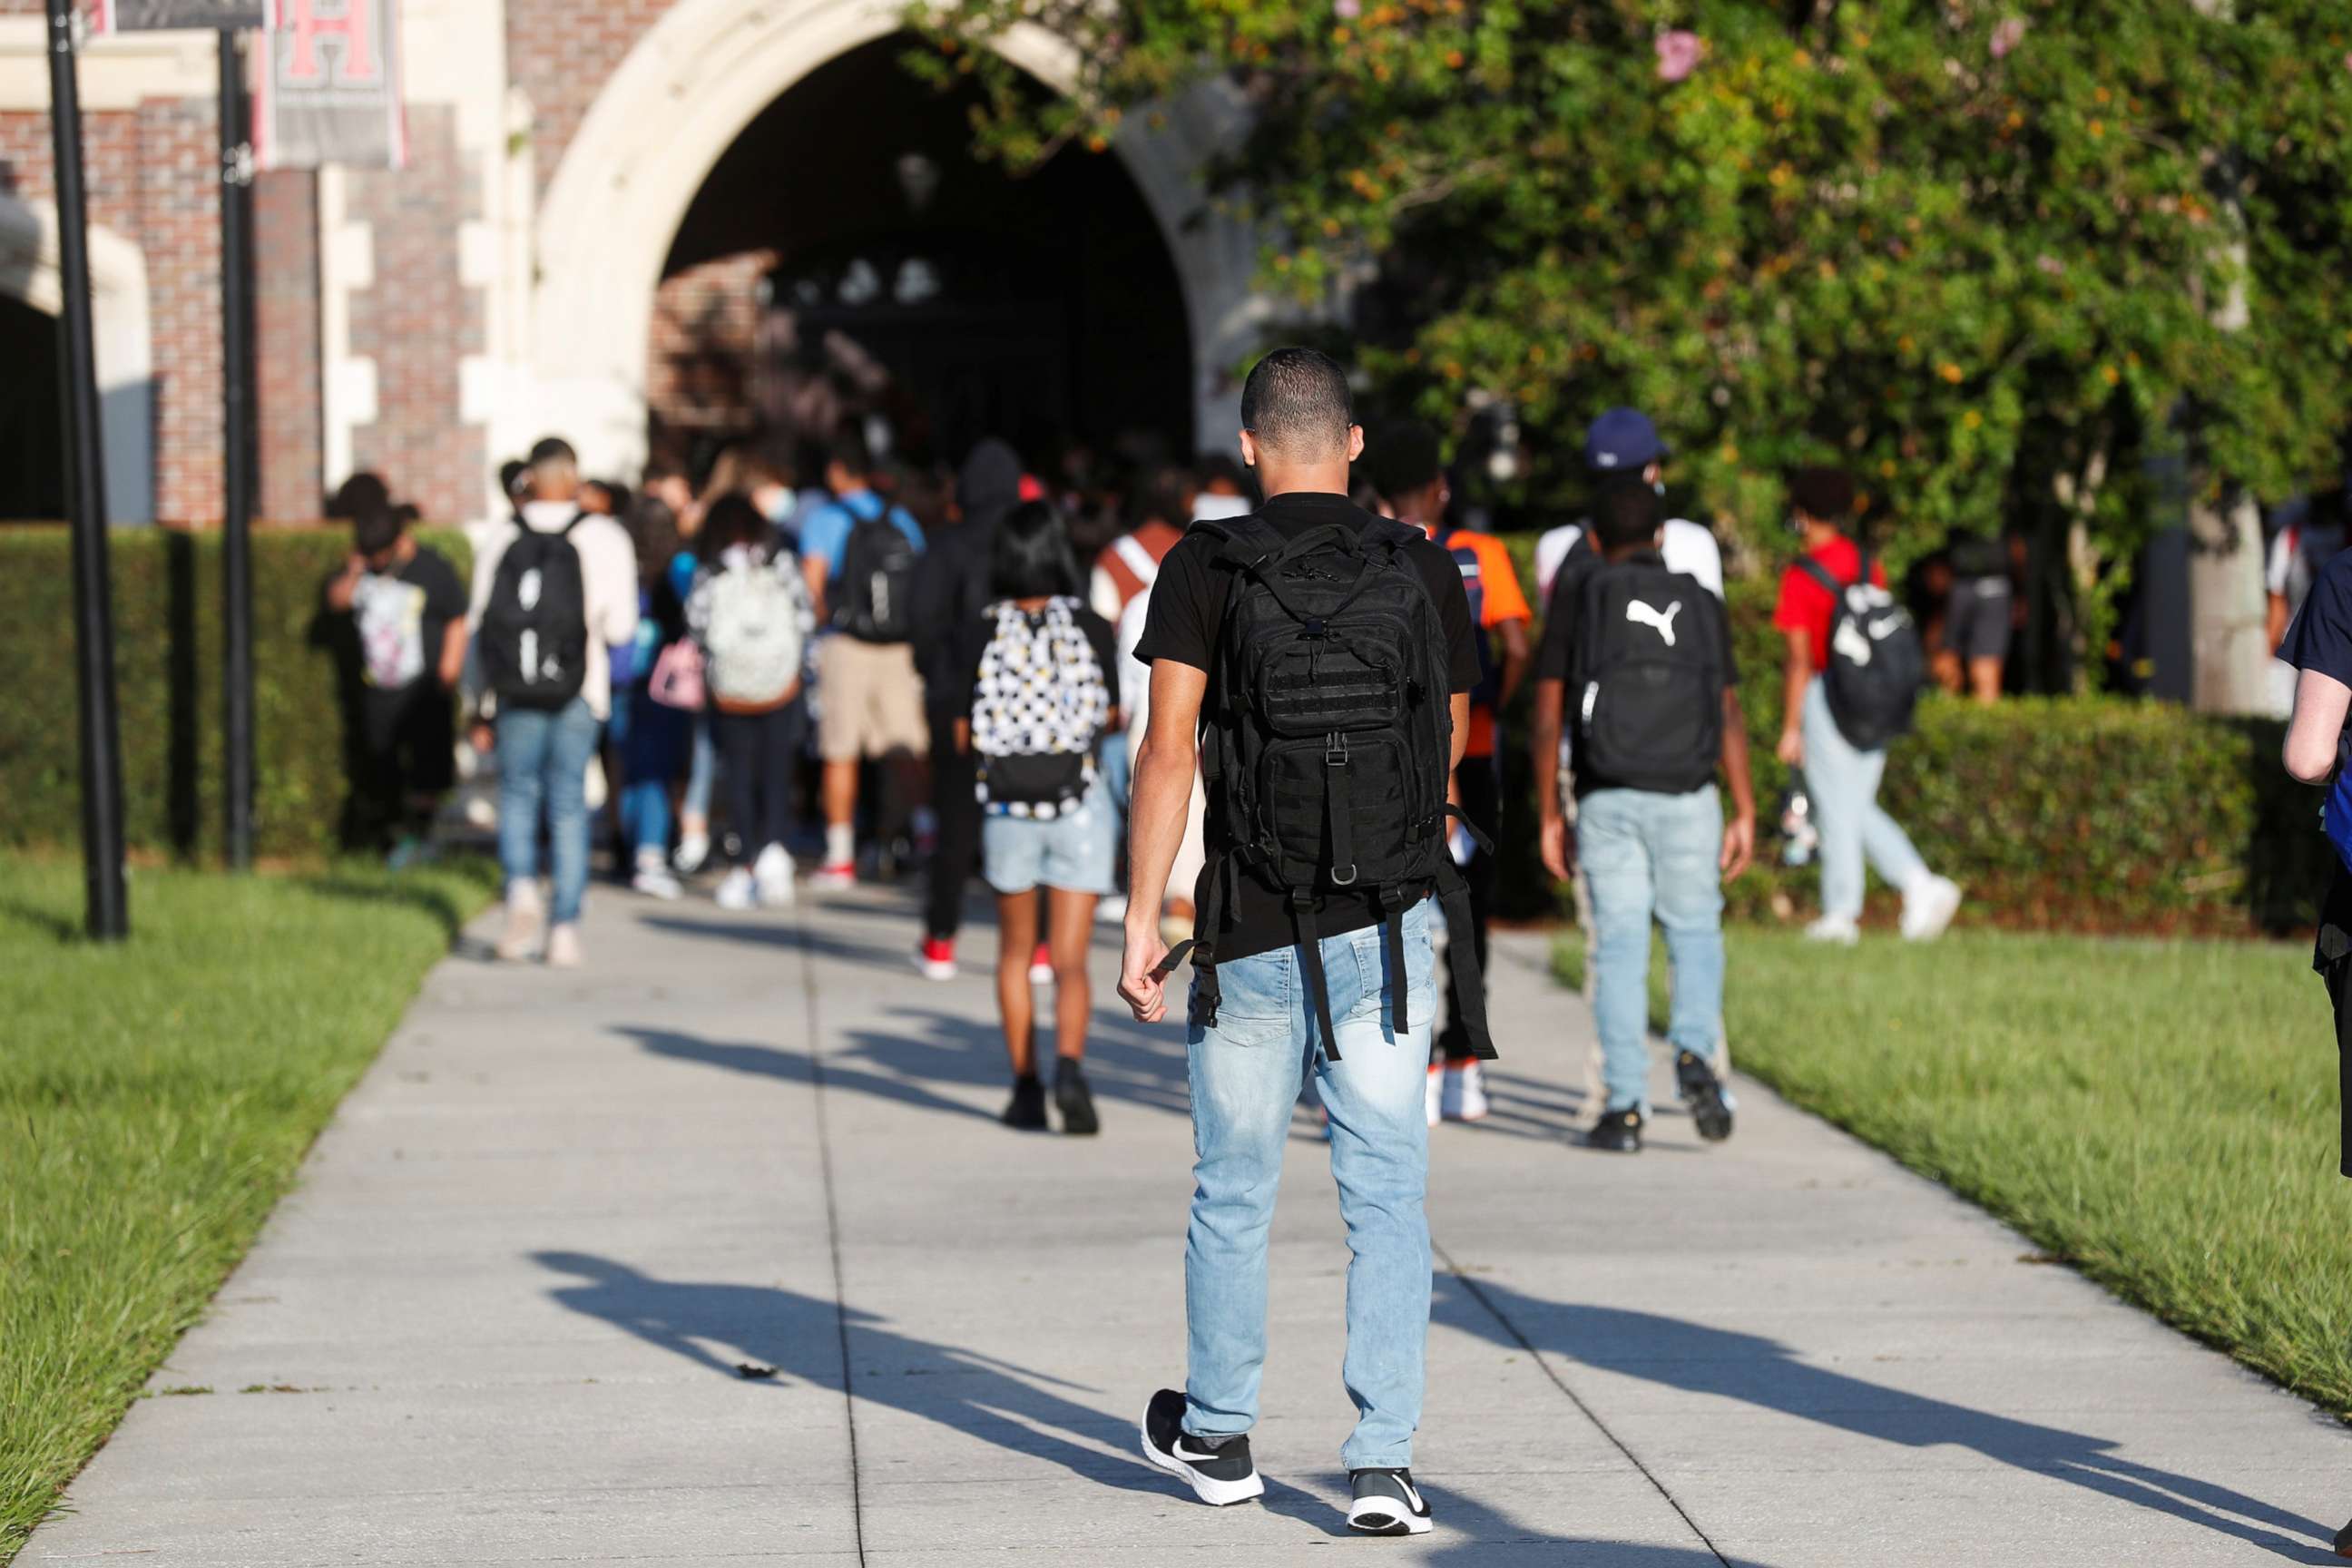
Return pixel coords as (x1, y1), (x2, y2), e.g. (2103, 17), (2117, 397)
(0, 194), (156, 523)
(519, 0), (1263, 477)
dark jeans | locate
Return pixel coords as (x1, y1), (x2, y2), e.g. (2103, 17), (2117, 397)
(926, 710), (983, 941)
(1437, 750), (1500, 1064)
(715, 702), (807, 866)
(358, 681), (455, 845)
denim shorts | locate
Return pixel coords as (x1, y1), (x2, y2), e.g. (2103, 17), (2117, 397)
(983, 776), (1117, 897)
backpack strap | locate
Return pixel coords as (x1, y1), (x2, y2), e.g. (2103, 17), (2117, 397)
(1376, 883), (1409, 1037)
(1796, 556), (1845, 597)
(1325, 732), (1358, 887)
(1289, 888), (1343, 1062)
(1432, 860), (1498, 1060)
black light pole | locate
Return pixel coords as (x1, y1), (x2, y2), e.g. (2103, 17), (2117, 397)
(220, 24), (256, 869)
(46, 0), (129, 941)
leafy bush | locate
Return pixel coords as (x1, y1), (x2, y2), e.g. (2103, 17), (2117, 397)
(0, 525), (472, 865)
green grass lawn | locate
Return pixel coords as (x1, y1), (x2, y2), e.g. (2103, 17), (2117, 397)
(1555, 926), (2352, 1419)
(0, 854), (494, 1563)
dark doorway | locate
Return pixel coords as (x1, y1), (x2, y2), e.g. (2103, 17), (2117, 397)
(0, 295), (66, 521)
(662, 35), (1194, 470)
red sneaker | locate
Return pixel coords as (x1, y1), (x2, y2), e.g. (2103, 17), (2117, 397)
(1028, 943), (1054, 985)
(915, 936), (957, 982)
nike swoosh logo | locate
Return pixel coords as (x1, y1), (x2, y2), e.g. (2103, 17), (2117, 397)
(1172, 1440), (1238, 1465)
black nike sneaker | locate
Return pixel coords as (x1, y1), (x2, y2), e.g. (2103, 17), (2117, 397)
(1675, 1050), (1736, 1142)
(1139, 1387), (1263, 1505)
(2336, 1514), (2351, 1557)
(1348, 1467), (1434, 1535)
(1002, 1074), (1047, 1131)
(1054, 1056), (1100, 1136)
(1588, 1106), (1644, 1153)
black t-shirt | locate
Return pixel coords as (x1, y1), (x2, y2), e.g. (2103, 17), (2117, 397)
(946, 600), (1121, 724)
(1534, 548), (1738, 797)
(1133, 489), (1481, 962)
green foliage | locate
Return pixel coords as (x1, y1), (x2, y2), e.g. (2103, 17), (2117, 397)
(910, 0), (2352, 586)
(0, 526), (471, 865)
(1547, 926), (2352, 1420)
(0, 853), (495, 1563)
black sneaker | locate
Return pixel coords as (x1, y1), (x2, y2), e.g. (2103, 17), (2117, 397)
(1139, 1387), (1263, 1505)
(1348, 1467), (1434, 1535)
(1675, 1050), (1736, 1142)
(1002, 1074), (1047, 1131)
(2337, 1514), (2352, 1558)
(1054, 1056), (1100, 1136)
(1588, 1106), (1644, 1153)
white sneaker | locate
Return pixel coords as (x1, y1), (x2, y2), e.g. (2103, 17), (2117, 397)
(1803, 916), (1861, 946)
(672, 833), (710, 876)
(631, 849), (681, 901)
(1900, 876), (1963, 942)
(544, 924), (583, 969)
(495, 882), (544, 962)
(1441, 1061), (1490, 1122)
(1096, 893), (1129, 926)
(716, 867), (757, 910)
(754, 845), (796, 907)
(1425, 1066), (1444, 1128)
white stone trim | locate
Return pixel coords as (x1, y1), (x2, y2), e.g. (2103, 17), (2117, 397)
(0, 18), (215, 114)
(0, 192), (154, 523)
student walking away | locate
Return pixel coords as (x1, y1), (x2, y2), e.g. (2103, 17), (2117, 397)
(1369, 419), (1531, 1125)
(1530, 481), (1755, 1153)
(1942, 527), (2014, 705)
(324, 502), (468, 863)
(1086, 472), (1192, 916)
(911, 436), (1024, 979)
(613, 494), (696, 898)
(690, 495), (817, 911)
(798, 424), (930, 888)
(1120, 348), (1486, 1537)
(468, 436), (642, 967)
(1771, 466), (1958, 945)
(2269, 480), (2350, 715)
(2278, 546), (2352, 1562)
(947, 500), (1121, 1132)
(1533, 407), (1725, 604)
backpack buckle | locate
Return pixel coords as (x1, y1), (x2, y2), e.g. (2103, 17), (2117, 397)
(1325, 734), (1349, 767)
(1330, 862), (1359, 887)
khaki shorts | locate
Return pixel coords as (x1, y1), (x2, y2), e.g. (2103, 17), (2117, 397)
(817, 637), (928, 762)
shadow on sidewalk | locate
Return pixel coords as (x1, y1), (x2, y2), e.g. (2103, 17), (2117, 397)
(532, 1251), (1167, 1492)
(1435, 1277), (2337, 1563)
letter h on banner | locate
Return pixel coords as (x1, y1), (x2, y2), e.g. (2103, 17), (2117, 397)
(281, 0), (376, 85)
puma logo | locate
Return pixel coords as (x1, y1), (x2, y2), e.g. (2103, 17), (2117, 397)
(1626, 599), (1683, 646)
(1869, 614), (1905, 639)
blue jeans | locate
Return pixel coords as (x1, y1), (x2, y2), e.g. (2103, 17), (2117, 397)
(496, 697), (602, 925)
(1801, 680), (1928, 922)
(613, 684), (690, 859)
(1184, 897), (1435, 1471)
(1579, 786), (1727, 1112)
(682, 712), (717, 823)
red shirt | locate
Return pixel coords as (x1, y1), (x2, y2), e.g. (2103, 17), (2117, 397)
(1773, 537), (1887, 674)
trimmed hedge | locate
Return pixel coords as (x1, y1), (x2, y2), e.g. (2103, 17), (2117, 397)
(1491, 541), (2326, 936)
(0, 524), (471, 864)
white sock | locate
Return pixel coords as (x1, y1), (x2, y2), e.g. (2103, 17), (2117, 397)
(826, 825), (855, 867)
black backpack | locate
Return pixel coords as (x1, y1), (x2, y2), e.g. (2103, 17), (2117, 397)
(1800, 547), (1924, 750)
(478, 514), (589, 711)
(1179, 514), (1494, 1061)
(1573, 558), (1726, 794)
(837, 505), (919, 643)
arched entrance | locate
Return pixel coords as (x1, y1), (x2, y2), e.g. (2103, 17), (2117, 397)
(0, 294), (65, 520)
(519, 0), (1264, 481)
(656, 34), (1195, 471)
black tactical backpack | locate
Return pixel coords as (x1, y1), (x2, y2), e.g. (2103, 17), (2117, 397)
(837, 505), (919, 643)
(1181, 514), (1494, 1061)
(1799, 547), (1924, 751)
(478, 514), (589, 711)
(1573, 557), (1727, 794)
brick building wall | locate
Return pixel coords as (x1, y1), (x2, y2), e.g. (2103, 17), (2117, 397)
(343, 105), (482, 523)
(253, 169), (321, 520)
(648, 246), (771, 466)
(505, 0), (672, 204)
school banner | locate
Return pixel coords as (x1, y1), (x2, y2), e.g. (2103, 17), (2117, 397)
(253, 0), (407, 172)
(93, 0), (266, 30)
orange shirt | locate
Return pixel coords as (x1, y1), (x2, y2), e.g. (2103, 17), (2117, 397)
(1422, 525), (1531, 759)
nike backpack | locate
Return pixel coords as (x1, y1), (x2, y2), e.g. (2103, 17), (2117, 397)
(700, 558), (807, 710)
(837, 506), (919, 643)
(1184, 514), (1494, 1061)
(969, 597), (1112, 818)
(1573, 558), (1726, 794)
(478, 514), (589, 711)
(1800, 548), (1925, 751)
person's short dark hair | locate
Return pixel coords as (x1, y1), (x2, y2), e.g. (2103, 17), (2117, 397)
(624, 495), (681, 587)
(1592, 474), (1662, 551)
(699, 494), (769, 561)
(989, 499), (1081, 601)
(1788, 466), (1856, 524)
(1132, 467), (1191, 531)
(1196, 453), (1249, 495)
(528, 436), (577, 468)
(352, 504), (405, 559)
(499, 459), (530, 501)
(328, 470), (391, 520)
(1240, 347), (1354, 459)
(1367, 418), (1445, 505)
(828, 422), (873, 483)
(641, 456), (685, 487)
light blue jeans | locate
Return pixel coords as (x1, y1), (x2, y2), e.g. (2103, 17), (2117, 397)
(1184, 897), (1434, 1472)
(1579, 786), (1726, 1112)
(496, 697), (602, 926)
(1801, 679), (1928, 923)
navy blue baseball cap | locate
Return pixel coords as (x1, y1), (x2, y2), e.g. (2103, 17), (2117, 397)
(1583, 407), (1669, 474)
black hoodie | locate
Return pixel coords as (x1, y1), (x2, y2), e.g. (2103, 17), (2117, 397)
(913, 437), (1024, 717)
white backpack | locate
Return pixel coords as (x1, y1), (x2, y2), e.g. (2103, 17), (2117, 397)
(971, 597), (1110, 818)
(700, 558), (805, 709)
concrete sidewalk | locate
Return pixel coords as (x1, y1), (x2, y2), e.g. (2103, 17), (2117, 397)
(24, 884), (2349, 1565)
